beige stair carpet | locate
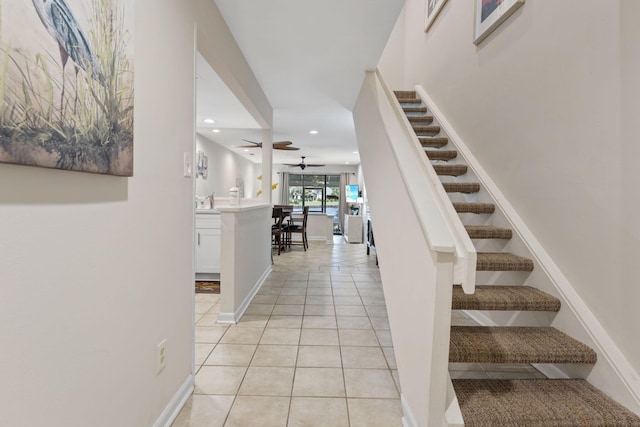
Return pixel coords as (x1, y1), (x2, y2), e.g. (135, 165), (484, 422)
(465, 225), (512, 239)
(452, 285), (561, 311)
(449, 326), (597, 364)
(453, 379), (640, 426)
(453, 202), (496, 214)
(476, 252), (534, 271)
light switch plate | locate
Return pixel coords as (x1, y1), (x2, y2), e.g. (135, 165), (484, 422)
(183, 152), (192, 177)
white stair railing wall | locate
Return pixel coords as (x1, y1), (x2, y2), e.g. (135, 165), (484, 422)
(353, 70), (474, 426)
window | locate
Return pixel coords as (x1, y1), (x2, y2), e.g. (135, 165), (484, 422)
(288, 174), (341, 215)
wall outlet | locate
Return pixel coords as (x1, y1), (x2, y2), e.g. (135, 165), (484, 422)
(156, 339), (167, 375)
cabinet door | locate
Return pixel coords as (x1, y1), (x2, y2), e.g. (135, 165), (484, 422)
(196, 228), (221, 273)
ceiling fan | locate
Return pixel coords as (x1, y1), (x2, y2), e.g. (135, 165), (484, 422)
(234, 139), (300, 151)
(284, 156), (325, 170)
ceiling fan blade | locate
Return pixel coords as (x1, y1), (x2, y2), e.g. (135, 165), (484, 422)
(241, 139), (261, 146)
(241, 139), (298, 150)
(283, 163), (303, 167)
(304, 164), (325, 167)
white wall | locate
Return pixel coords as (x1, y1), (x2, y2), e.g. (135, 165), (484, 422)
(195, 134), (260, 200)
(0, 0), (271, 425)
(382, 0), (640, 370)
(378, 4), (406, 91)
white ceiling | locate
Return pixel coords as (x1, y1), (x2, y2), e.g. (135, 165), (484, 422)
(196, 0), (404, 166)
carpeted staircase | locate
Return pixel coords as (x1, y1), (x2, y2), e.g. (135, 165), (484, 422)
(394, 90), (640, 426)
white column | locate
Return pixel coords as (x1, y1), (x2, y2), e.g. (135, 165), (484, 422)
(261, 129), (273, 203)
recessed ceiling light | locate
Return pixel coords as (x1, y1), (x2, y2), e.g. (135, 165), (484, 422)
(353, 151), (358, 154)
(243, 149), (249, 152)
(345, 161), (350, 164)
(204, 118), (215, 124)
(309, 130), (319, 134)
(212, 129), (220, 133)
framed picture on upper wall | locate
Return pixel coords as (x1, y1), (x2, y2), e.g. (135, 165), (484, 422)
(425, 0), (449, 32)
(0, 0), (134, 177)
(474, 0), (525, 45)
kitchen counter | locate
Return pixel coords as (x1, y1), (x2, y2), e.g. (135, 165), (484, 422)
(196, 209), (220, 214)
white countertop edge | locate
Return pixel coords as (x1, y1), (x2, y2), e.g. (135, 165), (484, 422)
(216, 202), (271, 213)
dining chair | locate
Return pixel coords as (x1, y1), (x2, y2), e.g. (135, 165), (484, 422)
(287, 206), (309, 250)
(271, 207), (287, 255)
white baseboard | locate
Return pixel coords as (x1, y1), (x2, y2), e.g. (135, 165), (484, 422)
(217, 266), (271, 324)
(416, 84), (640, 412)
(400, 394), (418, 427)
(152, 374), (194, 427)
(195, 272), (220, 281)
(217, 312), (236, 324)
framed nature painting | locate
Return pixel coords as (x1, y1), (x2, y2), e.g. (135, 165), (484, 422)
(196, 151), (208, 179)
(474, 0), (525, 45)
(0, 0), (134, 176)
(425, 0), (448, 32)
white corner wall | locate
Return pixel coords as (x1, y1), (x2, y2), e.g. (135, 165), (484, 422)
(384, 0), (640, 371)
(0, 0), (271, 425)
(195, 135), (260, 199)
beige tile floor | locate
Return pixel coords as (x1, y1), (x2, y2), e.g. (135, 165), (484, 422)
(174, 237), (403, 427)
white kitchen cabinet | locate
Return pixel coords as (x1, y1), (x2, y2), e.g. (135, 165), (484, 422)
(343, 214), (363, 243)
(196, 213), (221, 274)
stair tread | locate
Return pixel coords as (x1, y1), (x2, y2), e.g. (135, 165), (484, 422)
(394, 90), (416, 99)
(465, 225), (512, 239)
(450, 326), (597, 364)
(402, 106), (427, 113)
(433, 164), (467, 176)
(453, 202), (495, 214)
(443, 182), (480, 193)
(476, 252), (534, 271)
(413, 125), (441, 134)
(399, 99), (422, 105)
(427, 150), (457, 161)
(452, 285), (561, 311)
(453, 379), (640, 426)
(407, 116), (434, 124)
(419, 137), (448, 148)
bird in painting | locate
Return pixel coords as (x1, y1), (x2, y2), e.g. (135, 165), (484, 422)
(31, 0), (104, 116)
